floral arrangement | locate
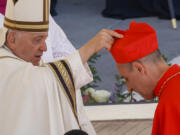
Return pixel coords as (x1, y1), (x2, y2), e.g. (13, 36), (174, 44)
(81, 53), (138, 105)
(109, 74), (136, 103)
(81, 52), (169, 105)
(83, 88), (111, 104)
(82, 74), (138, 105)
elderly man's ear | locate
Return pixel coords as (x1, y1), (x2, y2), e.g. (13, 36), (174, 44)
(132, 61), (146, 74)
(6, 32), (16, 49)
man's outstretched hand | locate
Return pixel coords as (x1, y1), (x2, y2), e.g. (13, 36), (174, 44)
(79, 29), (123, 64)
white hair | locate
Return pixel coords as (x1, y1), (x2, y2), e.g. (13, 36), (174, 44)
(8, 29), (23, 39)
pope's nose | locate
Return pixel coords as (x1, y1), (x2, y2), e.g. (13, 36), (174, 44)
(40, 43), (47, 52)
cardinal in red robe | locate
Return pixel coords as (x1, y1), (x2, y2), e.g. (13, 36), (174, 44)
(110, 21), (180, 135)
(152, 64), (180, 135)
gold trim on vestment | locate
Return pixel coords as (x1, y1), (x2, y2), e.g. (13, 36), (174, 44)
(4, 0), (50, 32)
(63, 59), (77, 114)
(4, 19), (49, 31)
(47, 61), (80, 128)
(4, 17), (49, 25)
(43, 0), (46, 22)
(43, 0), (49, 22)
(46, 0), (49, 22)
(158, 72), (180, 97)
(54, 62), (76, 103)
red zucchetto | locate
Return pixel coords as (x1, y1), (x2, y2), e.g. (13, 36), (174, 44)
(110, 21), (159, 63)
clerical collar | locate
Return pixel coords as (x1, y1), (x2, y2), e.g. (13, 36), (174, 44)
(154, 64), (180, 97)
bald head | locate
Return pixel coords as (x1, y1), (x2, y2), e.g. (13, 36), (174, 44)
(120, 49), (165, 71)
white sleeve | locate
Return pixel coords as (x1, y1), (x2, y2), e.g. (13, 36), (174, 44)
(43, 15), (76, 62)
(49, 15), (76, 60)
(66, 51), (93, 89)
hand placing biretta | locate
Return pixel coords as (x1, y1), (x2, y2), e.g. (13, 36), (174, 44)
(110, 21), (159, 63)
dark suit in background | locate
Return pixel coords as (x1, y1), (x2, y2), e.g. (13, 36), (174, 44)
(50, 0), (58, 16)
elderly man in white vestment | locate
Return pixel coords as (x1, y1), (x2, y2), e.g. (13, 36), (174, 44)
(0, 0), (123, 135)
(0, 10), (76, 62)
(1, 2), (97, 135)
(1, 6), (92, 135)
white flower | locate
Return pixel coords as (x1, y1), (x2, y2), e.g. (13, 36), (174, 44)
(91, 90), (111, 103)
(85, 87), (95, 95)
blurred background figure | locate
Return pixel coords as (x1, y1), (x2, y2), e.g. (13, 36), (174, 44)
(0, 0), (7, 15)
(102, 0), (180, 20)
(50, 0), (58, 16)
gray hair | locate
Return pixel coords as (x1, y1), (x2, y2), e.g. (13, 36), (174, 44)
(5, 29), (23, 44)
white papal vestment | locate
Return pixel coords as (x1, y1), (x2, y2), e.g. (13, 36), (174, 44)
(0, 47), (96, 135)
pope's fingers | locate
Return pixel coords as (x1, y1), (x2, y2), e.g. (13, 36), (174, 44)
(102, 29), (123, 39)
(102, 39), (113, 50)
(102, 31), (115, 44)
(105, 36), (114, 46)
(104, 43), (112, 51)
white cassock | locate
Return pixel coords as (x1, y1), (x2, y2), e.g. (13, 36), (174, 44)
(0, 47), (96, 135)
(0, 14), (96, 135)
